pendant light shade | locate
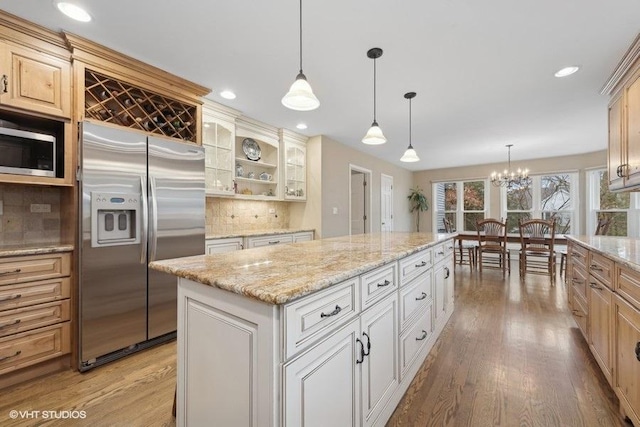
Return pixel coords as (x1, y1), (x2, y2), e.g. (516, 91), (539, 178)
(400, 92), (420, 162)
(282, 0), (319, 111)
(362, 48), (386, 145)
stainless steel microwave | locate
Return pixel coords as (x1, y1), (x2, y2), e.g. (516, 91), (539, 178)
(0, 127), (56, 177)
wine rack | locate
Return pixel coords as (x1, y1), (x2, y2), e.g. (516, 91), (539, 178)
(84, 69), (198, 142)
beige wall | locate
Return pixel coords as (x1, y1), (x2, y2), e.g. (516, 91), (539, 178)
(0, 184), (61, 245)
(413, 150), (607, 234)
(320, 136), (414, 238)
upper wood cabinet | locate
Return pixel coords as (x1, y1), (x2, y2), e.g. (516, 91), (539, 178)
(0, 41), (71, 119)
(603, 33), (640, 191)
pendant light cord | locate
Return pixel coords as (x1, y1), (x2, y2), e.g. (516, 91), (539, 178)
(299, 0), (303, 73)
(408, 97), (413, 148)
(373, 57), (377, 122)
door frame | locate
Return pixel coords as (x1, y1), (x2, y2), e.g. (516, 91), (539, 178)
(381, 173), (394, 232)
(349, 164), (372, 235)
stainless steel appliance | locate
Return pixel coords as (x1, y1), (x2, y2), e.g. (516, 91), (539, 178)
(79, 122), (204, 370)
(0, 126), (56, 177)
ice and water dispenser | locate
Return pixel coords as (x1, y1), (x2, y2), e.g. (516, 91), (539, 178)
(91, 192), (141, 248)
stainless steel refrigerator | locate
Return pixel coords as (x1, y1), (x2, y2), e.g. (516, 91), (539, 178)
(79, 121), (204, 370)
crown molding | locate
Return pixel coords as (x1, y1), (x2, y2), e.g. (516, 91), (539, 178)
(601, 33), (640, 95)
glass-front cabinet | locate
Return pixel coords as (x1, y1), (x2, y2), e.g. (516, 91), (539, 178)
(235, 118), (280, 200)
(202, 101), (241, 195)
(281, 129), (308, 201)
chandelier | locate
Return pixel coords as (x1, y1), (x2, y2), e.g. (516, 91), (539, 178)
(490, 144), (530, 188)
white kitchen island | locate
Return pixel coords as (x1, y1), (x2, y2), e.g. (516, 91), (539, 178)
(150, 232), (456, 427)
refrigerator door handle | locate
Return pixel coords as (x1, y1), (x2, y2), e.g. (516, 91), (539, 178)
(140, 175), (148, 264)
(149, 176), (159, 262)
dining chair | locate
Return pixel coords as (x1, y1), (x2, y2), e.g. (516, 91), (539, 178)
(443, 217), (476, 268)
(558, 217), (611, 280)
(476, 218), (510, 275)
(518, 218), (556, 280)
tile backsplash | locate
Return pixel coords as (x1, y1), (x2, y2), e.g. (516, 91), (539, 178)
(206, 198), (290, 235)
(0, 184), (61, 246)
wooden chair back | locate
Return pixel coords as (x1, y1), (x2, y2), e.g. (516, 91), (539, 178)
(443, 217), (453, 233)
(518, 218), (556, 255)
(476, 218), (507, 248)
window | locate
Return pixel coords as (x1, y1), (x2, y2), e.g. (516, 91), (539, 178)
(502, 173), (578, 234)
(434, 180), (487, 232)
(587, 169), (638, 236)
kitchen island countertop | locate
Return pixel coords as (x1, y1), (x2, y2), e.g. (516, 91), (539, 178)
(566, 235), (640, 272)
(150, 232), (455, 304)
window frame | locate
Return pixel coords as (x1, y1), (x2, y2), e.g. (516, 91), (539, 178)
(432, 179), (489, 232)
(587, 168), (639, 237)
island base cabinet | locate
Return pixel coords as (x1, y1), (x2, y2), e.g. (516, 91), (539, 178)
(615, 294), (640, 426)
(177, 279), (278, 427)
(283, 318), (361, 427)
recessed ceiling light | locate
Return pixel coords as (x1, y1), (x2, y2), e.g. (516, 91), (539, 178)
(554, 66), (580, 77)
(55, 2), (91, 22)
(220, 90), (236, 100)
(296, 123), (308, 130)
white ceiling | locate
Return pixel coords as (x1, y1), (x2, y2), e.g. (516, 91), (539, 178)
(3, 0), (639, 171)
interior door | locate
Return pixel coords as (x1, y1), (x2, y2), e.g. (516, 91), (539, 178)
(381, 174), (393, 232)
(147, 136), (205, 339)
(351, 171), (366, 234)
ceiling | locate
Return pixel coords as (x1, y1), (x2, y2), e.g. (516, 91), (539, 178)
(3, 0), (639, 171)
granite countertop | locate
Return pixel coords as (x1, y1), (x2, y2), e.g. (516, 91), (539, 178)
(206, 228), (315, 239)
(0, 243), (74, 258)
(151, 232), (455, 305)
(566, 235), (640, 272)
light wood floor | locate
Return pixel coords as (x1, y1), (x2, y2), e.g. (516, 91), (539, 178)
(0, 264), (630, 426)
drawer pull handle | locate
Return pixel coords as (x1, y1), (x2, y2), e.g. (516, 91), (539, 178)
(415, 261), (427, 268)
(636, 342), (640, 362)
(356, 338), (364, 364)
(362, 332), (371, 356)
(590, 265), (603, 272)
(0, 350), (21, 362)
(572, 309), (583, 318)
(415, 292), (427, 301)
(437, 251), (445, 255)
(589, 283), (603, 290)
(416, 330), (428, 341)
(377, 280), (391, 288)
(0, 268), (21, 276)
(320, 305), (342, 318)
(0, 294), (22, 302)
(0, 319), (20, 330)
(1, 75), (7, 93)
(571, 278), (584, 284)
(573, 253), (582, 258)
(268, 241), (281, 245)
(444, 267), (450, 279)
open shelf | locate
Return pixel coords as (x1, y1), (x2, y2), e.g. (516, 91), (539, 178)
(236, 177), (278, 185)
(235, 158), (277, 168)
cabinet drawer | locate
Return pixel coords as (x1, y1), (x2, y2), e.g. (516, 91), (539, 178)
(589, 252), (614, 288)
(205, 237), (243, 254)
(283, 278), (359, 358)
(399, 249), (432, 286)
(361, 263), (397, 310)
(569, 243), (588, 270)
(0, 277), (70, 311)
(292, 231), (314, 243)
(617, 265), (640, 311)
(399, 303), (433, 380)
(0, 321), (70, 375)
(399, 272), (432, 330)
(0, 253), (71, 286)
(570, 264), (588, 301)
(0, 300), (70, 338)
(571, 292), (588, 340)
(246, 234), (293, 248)
(433, 241), (454, 265)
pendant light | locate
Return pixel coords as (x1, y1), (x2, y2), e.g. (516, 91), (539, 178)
(400, 92), (420, 162)
(281, 0), (320, 111)
(362, 48), (386, 145)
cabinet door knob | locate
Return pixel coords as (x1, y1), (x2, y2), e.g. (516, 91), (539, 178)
(320, 305), (342, 318)
(635, 342), (640, 362)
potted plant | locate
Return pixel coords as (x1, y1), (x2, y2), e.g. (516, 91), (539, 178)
(408, 186), (429, 232)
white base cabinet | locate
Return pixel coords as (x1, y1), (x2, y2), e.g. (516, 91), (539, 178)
(176, 240), (455, 427)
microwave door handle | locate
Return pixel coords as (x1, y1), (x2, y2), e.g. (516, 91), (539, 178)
(149, 176), (159, 262)
(140, 175), (148, 264)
